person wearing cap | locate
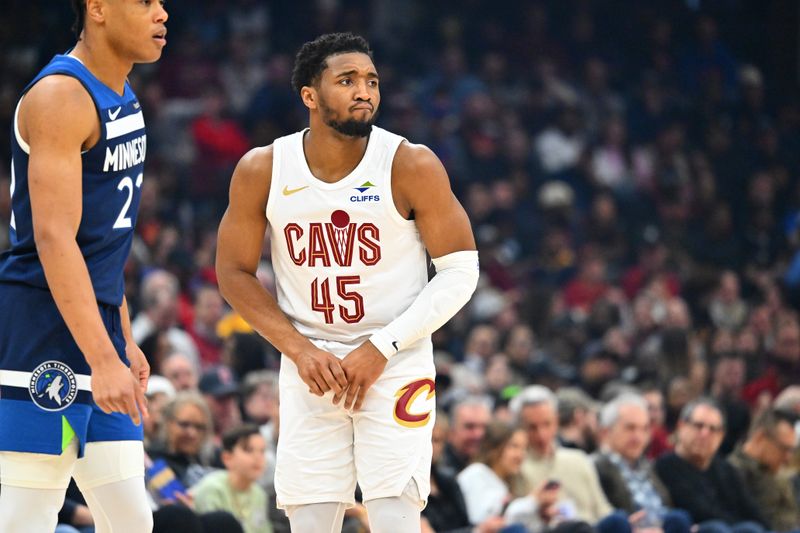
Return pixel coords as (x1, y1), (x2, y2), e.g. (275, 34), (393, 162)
(199, 365), (242, 446)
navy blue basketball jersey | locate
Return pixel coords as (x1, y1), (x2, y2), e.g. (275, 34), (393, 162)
(0, 54), (146, 306)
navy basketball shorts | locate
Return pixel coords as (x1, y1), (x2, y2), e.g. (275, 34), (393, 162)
(0, 282), (142, 457)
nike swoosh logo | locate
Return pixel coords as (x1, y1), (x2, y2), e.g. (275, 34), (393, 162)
(282, 185), (309, 196)
(108, 107), (122, 121)
(392, 341), (399, 352)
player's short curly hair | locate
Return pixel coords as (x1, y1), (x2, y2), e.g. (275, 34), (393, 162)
(291, 32), (372, 94)
(71, 0), (86, 39)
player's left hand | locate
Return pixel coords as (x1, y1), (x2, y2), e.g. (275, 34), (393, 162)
(336, 341), (387, 410)
(126, 342), (150, 414)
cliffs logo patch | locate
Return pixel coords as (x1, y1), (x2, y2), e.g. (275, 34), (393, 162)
(393, 378), (435, 428)
(29, 361), (78, 411)
(351, 181), (380, 203)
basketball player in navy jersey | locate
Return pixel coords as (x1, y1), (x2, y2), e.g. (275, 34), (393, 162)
(0, 2), (167, 532)
(217, 33), (479, 532)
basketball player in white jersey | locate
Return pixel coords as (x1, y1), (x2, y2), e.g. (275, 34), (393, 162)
(216, 33), (479, 532)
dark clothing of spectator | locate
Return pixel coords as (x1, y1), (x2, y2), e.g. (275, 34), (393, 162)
(439, 443), (470, 477)
(147, 443), (214, 490)
(655, 452), (766, 527)
(715, 397), (750, 456)
(422, 466), (473, 533)
(153, 504), (203, 533)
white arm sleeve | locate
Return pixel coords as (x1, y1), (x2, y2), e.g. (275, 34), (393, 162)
(369, 250), (479, 359)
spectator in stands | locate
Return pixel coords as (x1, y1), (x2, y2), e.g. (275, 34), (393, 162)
(641, 385), (672, 459)
(534, 103), (586, 176)
(145, 375), (177, 447)
(188, 284), (225, 368)
(503, 324), (537, 386)
(162, 352), (200, 392)
(728, 409), (800, 532)
(557, 387), (600, 454)
(655, 398), (768, 533)
(440, 396), (492, 476)
(240, 370), (279, 486)
(561, 250), (611, 315)
(132, 269), (200, 369)
(148, 392), (216, 489)
(423, 414), (479, 533)
(707, 271), (748, 331)
(223, 332), (274, 379)
(199, 365), (243, 445)
(192, 424), (272, 533)
(189, 86), (249, 215)
(709, 354), (750, 455)
(511, 386), (614, 525)
(744, 317), (800, 407)
(593, 393), (691, 533)
(456, 420), (526, 528)
(462, 324), (500, 376)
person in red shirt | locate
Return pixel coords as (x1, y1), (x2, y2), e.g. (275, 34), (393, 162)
(743, 316), (800, 407)
(562, 249), (610, 314)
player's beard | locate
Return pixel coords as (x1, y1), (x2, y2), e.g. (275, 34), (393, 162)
(327, 117), (374, 137)
(319, 97), (376, 138)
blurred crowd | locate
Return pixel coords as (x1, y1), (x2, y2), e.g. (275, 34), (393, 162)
(2, 1), (800, 532)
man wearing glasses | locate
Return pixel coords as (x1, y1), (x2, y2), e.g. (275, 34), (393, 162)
(728, 409), (800, 533)
(655, 398), (768, 533)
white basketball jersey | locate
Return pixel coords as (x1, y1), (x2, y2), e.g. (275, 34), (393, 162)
(267, 126), (428, 346)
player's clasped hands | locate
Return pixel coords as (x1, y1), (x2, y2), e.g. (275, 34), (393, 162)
(296, 347), (348, 397)
(296, 342), (387, 411)
(335, 342), (387, 411)
(91, 358), (148, 426)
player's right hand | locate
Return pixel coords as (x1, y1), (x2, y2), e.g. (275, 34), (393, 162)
(295, 348), (347, 397)
(90, 358), (147, 425)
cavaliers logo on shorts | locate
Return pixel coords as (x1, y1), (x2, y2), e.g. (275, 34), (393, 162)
(29, 361), (78, 411)
(393, 378), (435, 428)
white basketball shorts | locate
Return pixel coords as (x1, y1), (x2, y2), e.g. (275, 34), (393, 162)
(274, 337), (435, 509)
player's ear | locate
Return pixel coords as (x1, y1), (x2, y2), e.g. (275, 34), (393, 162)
(300, 86), (318, 110)
(85, 0), (107, 24)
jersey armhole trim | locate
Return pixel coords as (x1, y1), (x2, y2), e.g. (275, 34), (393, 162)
(13, 99), (30, 155)
(16, 72), (105, 157)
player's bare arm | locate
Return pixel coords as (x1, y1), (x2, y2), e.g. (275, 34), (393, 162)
(216, 147), (347, 397)
(392, 142), (476, 256)
(120, 294), (150, 413)
(338, 142), (477, 410)
(22, 75), (146, 425)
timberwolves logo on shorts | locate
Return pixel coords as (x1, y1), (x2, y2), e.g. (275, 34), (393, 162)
(28, 361), (78, 411)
